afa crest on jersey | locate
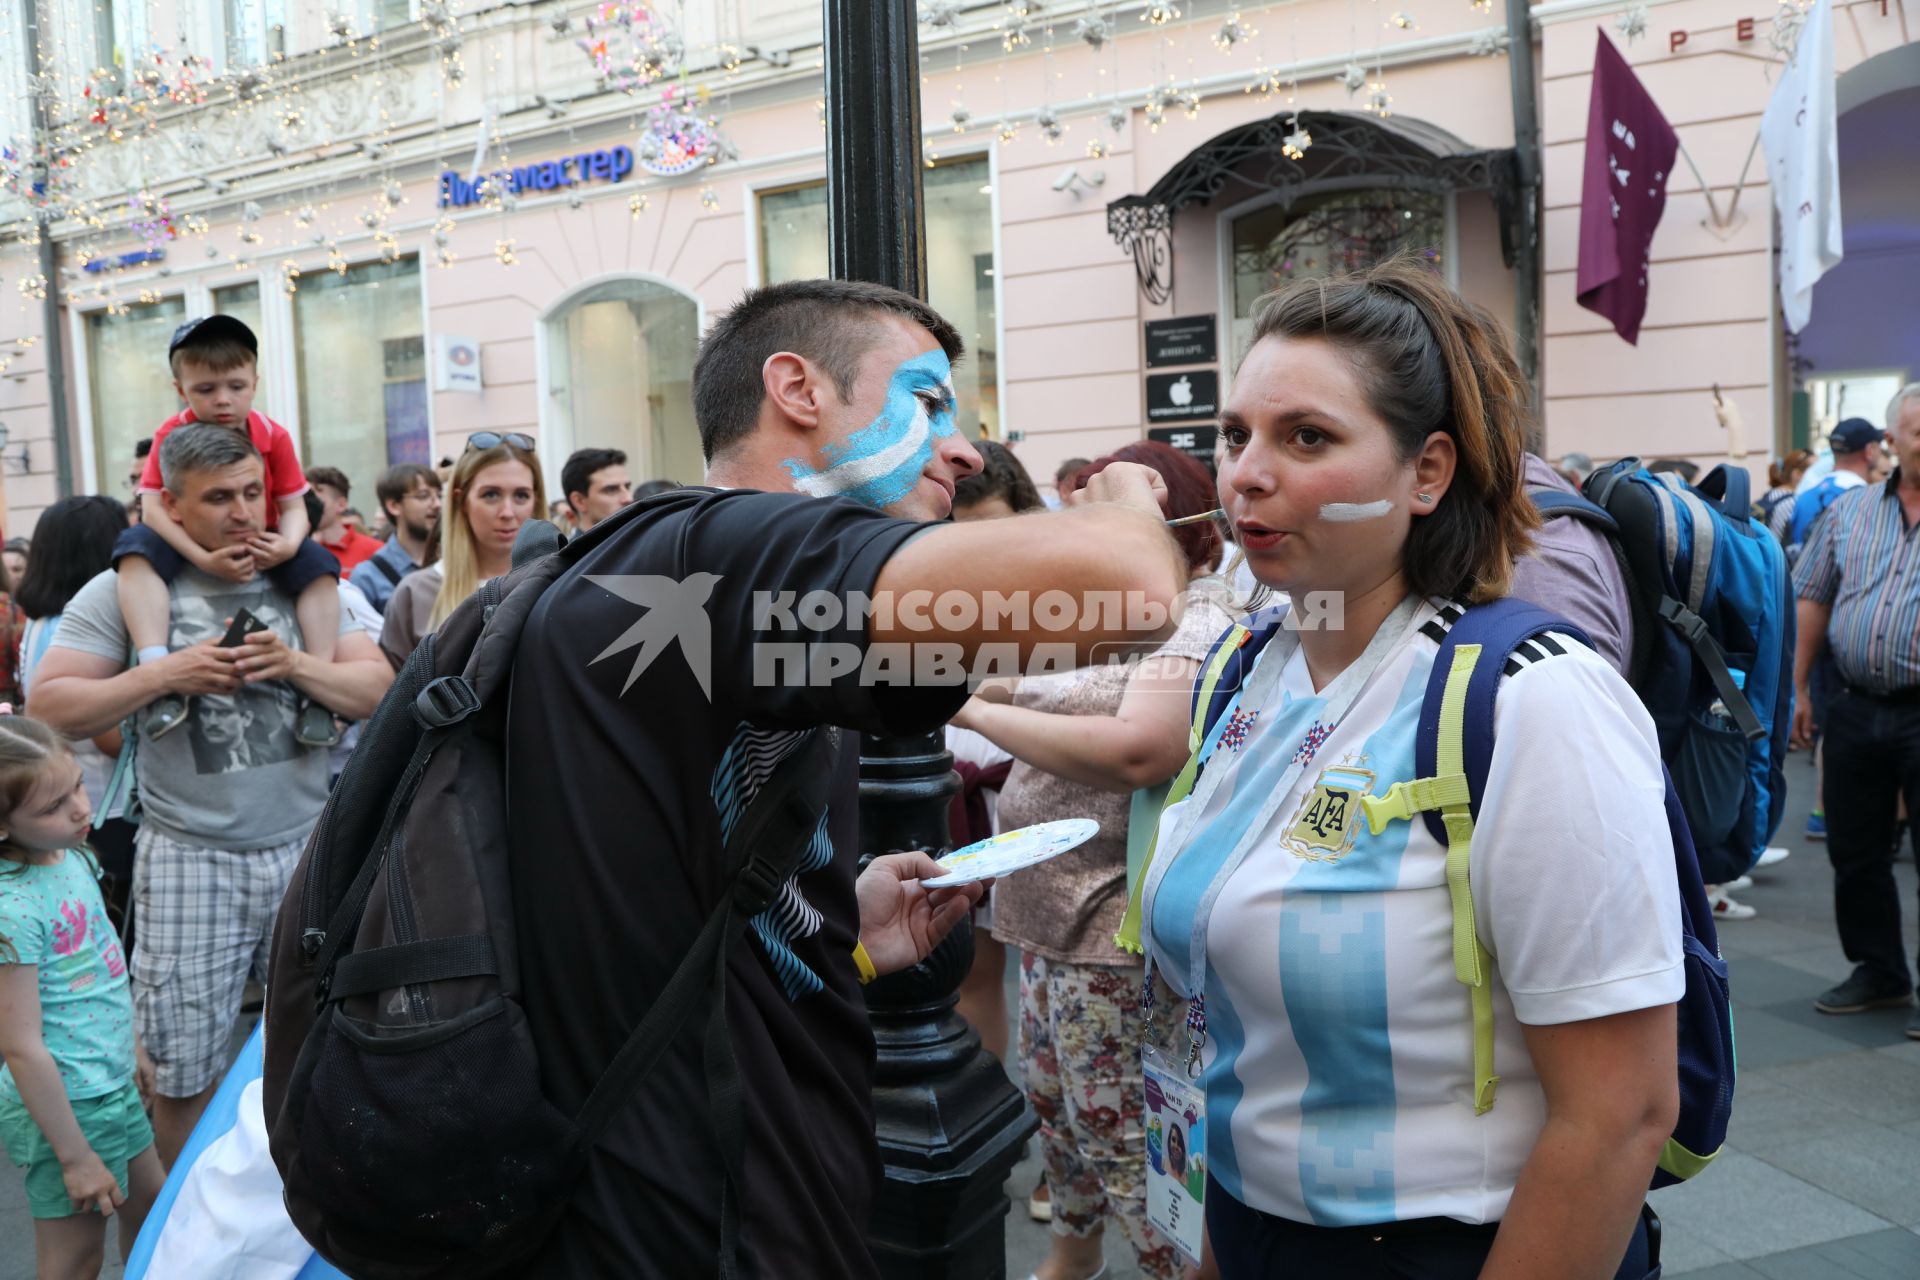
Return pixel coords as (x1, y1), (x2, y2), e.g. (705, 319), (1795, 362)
(1282, 763), (1375, 863)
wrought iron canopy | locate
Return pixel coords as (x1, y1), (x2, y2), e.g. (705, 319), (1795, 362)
(1106, 108), (1521, 304)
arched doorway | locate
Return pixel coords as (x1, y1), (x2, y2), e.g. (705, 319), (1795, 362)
(1108, 108), (1519, 372)
(540, 275), (705, 488)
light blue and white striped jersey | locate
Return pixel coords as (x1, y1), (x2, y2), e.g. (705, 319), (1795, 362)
(1147, 600), (1683, 1227)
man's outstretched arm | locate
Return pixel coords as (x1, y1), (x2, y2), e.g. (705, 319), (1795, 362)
(870, 462), (1189, 666)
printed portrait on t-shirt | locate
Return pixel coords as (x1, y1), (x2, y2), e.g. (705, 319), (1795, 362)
(170, 587), (304, 775)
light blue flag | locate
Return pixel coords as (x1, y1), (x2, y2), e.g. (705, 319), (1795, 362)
(125, 1022), (346, 1280)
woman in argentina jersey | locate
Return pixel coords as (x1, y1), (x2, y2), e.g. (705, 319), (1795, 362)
(1144, 261), (1681, 1280)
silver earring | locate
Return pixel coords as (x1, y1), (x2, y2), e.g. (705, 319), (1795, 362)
(1415, 493), (1435, 505)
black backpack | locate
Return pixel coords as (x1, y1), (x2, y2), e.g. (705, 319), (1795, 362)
(263, 511), (838, 1279)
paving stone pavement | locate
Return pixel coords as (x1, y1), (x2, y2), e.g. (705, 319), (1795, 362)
(3, 752), (1914, 1278)
(1004, 748), (1920, 1279)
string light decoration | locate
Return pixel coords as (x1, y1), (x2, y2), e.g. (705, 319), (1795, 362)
(575, 3), (683, 94)
(921, 0), (964, 29)
(1281, 116), (1312, 160)
(635, 87), (736, 175)
(1075, 12), (1113, 49)
(1215, 13), (1256, 51)
(1141, 3), (1181, 25)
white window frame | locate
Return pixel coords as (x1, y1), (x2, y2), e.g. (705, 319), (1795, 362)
(69, 289), (191, 498)
(746, 152), (1004, 439)
(1215, 182), (1459, 394)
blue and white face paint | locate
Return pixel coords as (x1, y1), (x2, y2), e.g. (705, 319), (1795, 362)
(783, 348), (959, 510)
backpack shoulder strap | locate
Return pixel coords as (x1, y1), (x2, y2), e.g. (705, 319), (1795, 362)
(370, 554), (404, 587)
(1529, 488), (1620, 535)
(1114, 608), (1283, 955)
(1694, 463), (1752, 523)
(570, 724), (838, 1279)
(1358, 598), (1594, 1116)
(1193, 604), (1289, 745)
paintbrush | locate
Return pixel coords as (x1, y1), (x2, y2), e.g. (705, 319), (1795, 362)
(1166, 508), (1225, 528)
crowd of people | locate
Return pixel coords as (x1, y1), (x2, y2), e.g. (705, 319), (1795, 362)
(0, 261), (1911, 1280)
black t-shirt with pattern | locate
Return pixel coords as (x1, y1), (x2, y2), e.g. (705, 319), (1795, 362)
(507, 489), (965, 1278)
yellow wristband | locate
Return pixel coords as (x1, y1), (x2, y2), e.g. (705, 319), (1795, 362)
(852, 939), (878, 985)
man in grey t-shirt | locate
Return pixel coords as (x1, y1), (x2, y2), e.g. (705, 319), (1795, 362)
(32, 426), (393, 1162)
(1511, 452), (1634, 678)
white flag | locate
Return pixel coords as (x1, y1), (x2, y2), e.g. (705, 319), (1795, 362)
(1760, 0), (1843, 332)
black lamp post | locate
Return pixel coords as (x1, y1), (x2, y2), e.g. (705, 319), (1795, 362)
(821, 2), (1035, 1276)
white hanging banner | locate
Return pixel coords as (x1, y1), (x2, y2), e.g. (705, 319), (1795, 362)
(1760, 0), (1843, 333)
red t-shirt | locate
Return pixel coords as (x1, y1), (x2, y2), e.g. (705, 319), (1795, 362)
(319, 527), (386, 573)
(139, 409), (308, 530)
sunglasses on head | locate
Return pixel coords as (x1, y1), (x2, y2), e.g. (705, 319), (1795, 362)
(464, 431), (535, 454)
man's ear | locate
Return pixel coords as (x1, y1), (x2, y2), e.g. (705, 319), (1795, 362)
(762, 352), (826, 431)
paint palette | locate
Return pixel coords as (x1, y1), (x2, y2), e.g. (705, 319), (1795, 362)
(921, 819), (1101, 888)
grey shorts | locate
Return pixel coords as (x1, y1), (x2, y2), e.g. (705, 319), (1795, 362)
(129, 828), (306, 1097)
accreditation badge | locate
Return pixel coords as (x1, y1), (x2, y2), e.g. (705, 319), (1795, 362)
(1142, 1046), (1207, 1264)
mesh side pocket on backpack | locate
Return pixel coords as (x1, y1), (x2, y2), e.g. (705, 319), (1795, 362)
(1670, 705), (1747, 853)
(290, 997), (577, 1274)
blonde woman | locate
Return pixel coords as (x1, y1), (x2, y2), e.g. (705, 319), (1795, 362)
(381, 433), (546, 668)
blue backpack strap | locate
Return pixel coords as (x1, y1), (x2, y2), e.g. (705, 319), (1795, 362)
(1195, 603), (1289, 745)
(1412, 598), (1595, 846)
(1529, 488), (1621, 535)
(1116, 606), (1283, 956)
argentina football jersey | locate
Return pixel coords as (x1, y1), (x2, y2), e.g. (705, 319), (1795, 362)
(1147, 600), (1683, 1228)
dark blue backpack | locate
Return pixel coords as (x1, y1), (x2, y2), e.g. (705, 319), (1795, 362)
(1570, 460), (1795, 886)
(1175, 597), (1733, 1187)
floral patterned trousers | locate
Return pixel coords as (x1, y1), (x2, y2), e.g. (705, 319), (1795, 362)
(1019, 952), (1183, 1280)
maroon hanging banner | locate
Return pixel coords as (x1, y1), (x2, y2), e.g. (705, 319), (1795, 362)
(1576, 30), (1681, 345)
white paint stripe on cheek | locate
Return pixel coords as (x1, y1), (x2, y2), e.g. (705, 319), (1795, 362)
(791, 403), (933, 498)
(1319, 500), (1394, 522)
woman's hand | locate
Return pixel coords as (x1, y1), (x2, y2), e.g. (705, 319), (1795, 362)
(854, 852), (987, 976)
(948, 696), (993, 733)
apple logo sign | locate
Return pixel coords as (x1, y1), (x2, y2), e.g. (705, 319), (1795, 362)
(1169, 375), (1193, 407)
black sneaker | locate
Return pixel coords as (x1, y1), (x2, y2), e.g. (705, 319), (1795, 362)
(1814, 969), (1914, 1014)
(1909, 1007), (1920, 1041)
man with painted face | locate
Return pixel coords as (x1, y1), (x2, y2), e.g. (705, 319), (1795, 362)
(506, 278), (1189, 1277)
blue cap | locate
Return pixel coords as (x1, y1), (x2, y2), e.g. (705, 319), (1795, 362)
(1830, 417), (1885, 454)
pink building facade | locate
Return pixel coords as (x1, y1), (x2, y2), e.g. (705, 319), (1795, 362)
(0, 0), (1910, 536)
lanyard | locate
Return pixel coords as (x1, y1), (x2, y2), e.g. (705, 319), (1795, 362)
(1142, 595), (1425, 1013)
